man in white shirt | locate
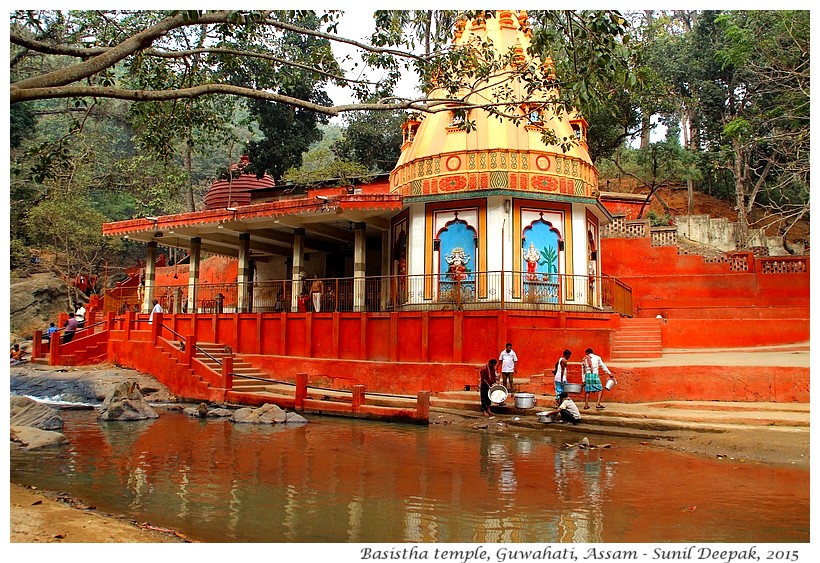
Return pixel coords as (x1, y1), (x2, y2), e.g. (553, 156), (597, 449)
(149, 299), (163, 324)
(75, 303), (86, 328)
(498, 342), (519, 392)
(545, 392), (581, 424)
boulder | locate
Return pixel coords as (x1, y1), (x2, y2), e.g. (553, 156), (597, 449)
(285, 412), (308, 424)
(230, 403), (301, 424)
(10, 396), (64, 430)
(98, 381), (159, 421)
(182, 403), (234, 418)
(10, 425), (68, 449)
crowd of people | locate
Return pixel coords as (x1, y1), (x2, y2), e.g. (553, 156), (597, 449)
(478, 344), (617, 423)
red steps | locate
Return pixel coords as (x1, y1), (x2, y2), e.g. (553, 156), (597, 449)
(611, 318), (663, 361)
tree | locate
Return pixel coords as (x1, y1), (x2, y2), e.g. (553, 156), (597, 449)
(10, 10), (636, 125)
(713, 10), (810, 250)
(334, 110), (405, 173)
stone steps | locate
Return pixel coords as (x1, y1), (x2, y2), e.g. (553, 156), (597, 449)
(611, 318), (663, 360)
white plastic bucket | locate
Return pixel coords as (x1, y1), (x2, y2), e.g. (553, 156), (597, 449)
(605, 378), (617, 391)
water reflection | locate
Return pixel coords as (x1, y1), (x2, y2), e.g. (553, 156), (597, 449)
(9, 408), (809, 543)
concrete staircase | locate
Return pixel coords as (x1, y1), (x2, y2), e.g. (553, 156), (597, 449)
(610, 317), (663, 361)
(183, 342), (276, 392)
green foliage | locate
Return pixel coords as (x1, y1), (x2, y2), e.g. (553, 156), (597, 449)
(646, 210), (673, 227)
(334, 110), (404, 173)
(10, 238), (29, 271)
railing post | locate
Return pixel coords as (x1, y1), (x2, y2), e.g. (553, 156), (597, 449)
(124, 311), (133, 341)
(352, 385), (366, 412)
(295, 372), (308, 410)
(49, 331), (60, 366)
(151, 312), (162, 343)
(415, 390), (430, 421)
(106, 311), (115, 331)
(32, 330), (43, 360)
(185, 334), (196, 366)
(222, 356), (233, 389)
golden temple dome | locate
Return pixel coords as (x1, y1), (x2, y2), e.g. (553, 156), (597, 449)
(390, 10), (597, 201)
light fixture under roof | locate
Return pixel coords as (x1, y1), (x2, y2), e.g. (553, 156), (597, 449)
(226, 207), (237, 212)
(145, 216), (159, 222)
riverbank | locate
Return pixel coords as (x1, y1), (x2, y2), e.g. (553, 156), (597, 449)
(9, 483), (190, 543)
(9, 362), (810, 543)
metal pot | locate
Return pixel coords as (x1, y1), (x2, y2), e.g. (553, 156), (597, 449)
(489, 384), (508, 405)
(564, 383), (583, 394)
(514, 393), (536, 409)
(536, 411), (554, 423)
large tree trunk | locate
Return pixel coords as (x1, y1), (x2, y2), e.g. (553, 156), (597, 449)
(732, 138), (750, 249)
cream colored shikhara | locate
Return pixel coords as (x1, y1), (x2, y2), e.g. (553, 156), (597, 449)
(390, 10), (598, 201)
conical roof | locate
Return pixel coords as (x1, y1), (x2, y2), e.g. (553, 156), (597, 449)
(390, 10), (598, 200)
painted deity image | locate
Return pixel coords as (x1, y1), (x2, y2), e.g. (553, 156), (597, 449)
(445, 246), (471, 281)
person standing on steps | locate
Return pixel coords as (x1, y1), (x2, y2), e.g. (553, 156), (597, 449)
(554, 349), (572, 403)
(479, 359), (498, 417)
(498, 342), (518, 393)
(582, 347), (613, 410)
(74, 302), (86, 329)
(62, 312), (78, 344)
(149, 299), (163, 324)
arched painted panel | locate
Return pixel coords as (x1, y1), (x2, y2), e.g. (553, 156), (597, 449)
(522, 218), (562, 303)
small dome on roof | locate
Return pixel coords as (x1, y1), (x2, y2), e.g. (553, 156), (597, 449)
(203, 155), (275, 210)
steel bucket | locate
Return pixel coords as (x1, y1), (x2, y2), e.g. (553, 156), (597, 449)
(605, 378), (617, 391)
(489, 384), (508, 405)
(564, 383), (583, 394)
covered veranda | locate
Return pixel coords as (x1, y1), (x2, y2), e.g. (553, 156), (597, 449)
(102, 193), (632, 318)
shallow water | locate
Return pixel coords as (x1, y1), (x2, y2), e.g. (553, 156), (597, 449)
(10, 408), (809, 543)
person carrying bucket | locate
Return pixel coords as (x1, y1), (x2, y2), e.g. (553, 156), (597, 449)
(581, 347), (615, 410)
(479, 359), (498, 417)
(554, 349), (572, 404)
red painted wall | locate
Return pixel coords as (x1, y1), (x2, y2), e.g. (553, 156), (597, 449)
(156, 309), (616, 380)
(601, 237), (810, 347)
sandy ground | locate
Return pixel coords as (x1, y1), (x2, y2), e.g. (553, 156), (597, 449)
(8, 483), (190, 543)
(9, 364), (809, 543)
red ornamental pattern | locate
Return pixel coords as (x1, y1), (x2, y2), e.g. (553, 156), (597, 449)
(438, 175), (468, 192)
(531, 175), (559, 192)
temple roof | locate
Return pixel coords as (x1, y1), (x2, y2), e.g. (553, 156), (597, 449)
(203, 155), (276, 210)
(390, 10), (598, 201)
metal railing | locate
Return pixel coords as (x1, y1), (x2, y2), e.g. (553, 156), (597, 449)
(143, 271), (632, 316)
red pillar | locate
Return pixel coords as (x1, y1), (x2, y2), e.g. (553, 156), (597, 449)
(151, 312), (162, 343)
(295, 372), (308, 410)
(32, 330), (43, 360)
(221, 356), (233, 389)
(185, 334), (197, 366)
(49, 332), (60, 366)
(124, 311), (133, 341)
(415, 391), (431, 422)
(352, 385), (366, 412)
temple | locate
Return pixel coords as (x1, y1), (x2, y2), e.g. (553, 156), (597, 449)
(34, 11), (809, 419)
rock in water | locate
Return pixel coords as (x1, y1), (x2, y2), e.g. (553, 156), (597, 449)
(10, 425), (68, 449)
(10, 396), (64, 430)
(98, 381), (159, 421)
(230, 403), (303, 425)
